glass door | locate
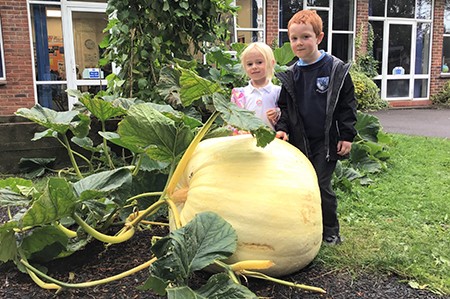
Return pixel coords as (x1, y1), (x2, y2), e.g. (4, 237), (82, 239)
(63, 2), (108, 108)
(385, 21), (413, 99)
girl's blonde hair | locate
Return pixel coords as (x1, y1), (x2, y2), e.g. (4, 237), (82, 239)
(240, 42), (276, 80)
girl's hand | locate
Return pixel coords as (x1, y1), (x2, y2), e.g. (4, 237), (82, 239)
(266, 108), (281, 124)
(276, 131), (288, 141)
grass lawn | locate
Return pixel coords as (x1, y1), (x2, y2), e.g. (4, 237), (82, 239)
(317, 133), (450, 295)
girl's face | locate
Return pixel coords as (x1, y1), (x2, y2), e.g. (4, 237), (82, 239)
(243, 49), (268, 85)
(289, 22), (324, 64)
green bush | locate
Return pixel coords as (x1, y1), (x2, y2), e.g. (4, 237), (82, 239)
(350, 69), (388, 112)
(430, 81), (450, 106)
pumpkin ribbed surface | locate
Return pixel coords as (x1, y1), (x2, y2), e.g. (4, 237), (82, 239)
(171, 134), (322, 277)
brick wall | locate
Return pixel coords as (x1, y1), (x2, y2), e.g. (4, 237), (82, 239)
(355, 0), (368, 57)
(266, 0), (278, 46)
(430, 0), (450, 97)
(0, 1), (35, 116)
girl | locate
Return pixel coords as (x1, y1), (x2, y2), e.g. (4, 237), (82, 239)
(231, 42), (281, 130)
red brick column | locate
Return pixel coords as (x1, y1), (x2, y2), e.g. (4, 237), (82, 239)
(266, 0), (279, 46)
(430, 0), (449, 97)
(355, 0), (369, 57)
(0, 1), (35, 116)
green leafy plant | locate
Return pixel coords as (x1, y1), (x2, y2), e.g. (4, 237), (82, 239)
(430, 80), (450, 107)
(333, 111), (392, 191)
(350, 69), (389, 112)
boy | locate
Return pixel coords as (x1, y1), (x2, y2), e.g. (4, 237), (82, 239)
(275, 10), (357, 245)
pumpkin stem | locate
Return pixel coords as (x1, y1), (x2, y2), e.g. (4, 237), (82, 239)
(166, 111), (220, 196)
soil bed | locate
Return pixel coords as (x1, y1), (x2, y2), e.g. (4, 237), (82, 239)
(0, 224), (448, 299)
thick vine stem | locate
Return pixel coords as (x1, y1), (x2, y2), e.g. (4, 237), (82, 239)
(239, 270), (327, 294)
(26, 268), (62, 291)
(166, 111), (219, 196)
(214, 260), (240, 284)
(72, 213), (135, 244)
(62, 134), (83, 179)
(21, 257), (157, 289)
(54, 221), (77, 238)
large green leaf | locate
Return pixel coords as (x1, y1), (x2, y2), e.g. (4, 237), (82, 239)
(273, 42), (295, 66)
(72, 167), (132, 199)
(76, 91), (127, 122)
(213, 93), (275, 147)
(20, 225), (68, 262)
(149, 212), (237, 285)
(20, 178), (78, 228)
(0, 178), (33, 193)
(15, 104), (90, 138)
(0, 189), (30, 207)
(194, 273), (258, 298)
(103, 103), (194, 162)
(179, 68), (223, 106)
(355, 112), (382, 142)
(0, 230), (17, 262)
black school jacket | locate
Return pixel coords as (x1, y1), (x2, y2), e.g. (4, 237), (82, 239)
(275, 55), (357, 161)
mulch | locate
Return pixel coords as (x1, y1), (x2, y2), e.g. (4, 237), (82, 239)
(1, 225), (448, 299)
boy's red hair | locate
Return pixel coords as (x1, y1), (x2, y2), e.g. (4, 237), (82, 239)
(288, 10), (323, 37)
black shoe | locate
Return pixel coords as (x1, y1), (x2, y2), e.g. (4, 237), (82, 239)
(323, 235), (342, 246)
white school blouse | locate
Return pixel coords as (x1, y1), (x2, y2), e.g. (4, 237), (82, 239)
(231, 81), (281, 130)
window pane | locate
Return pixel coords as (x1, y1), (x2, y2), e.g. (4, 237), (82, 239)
(333, 0), (354, 30)
(387, 0), (414, 18)
(72, 11), (110, 80)
(332, 33), (352, 62)
(445, 0), (450, 34)
(307, 0), (329, 7)
(414, 79), (428, 98)
(443, 37), (450, 73)
(0, 50), (3, 79)
(236, 0), (264, 29)
(317, 10), (328, 51)
(279, 2), (302, 29)
(236, 30), (264, 43)
(415, 23), (431, 74)
(370, 21), (383, 75)
(31, 5), (66, 84)
(387, 79), (409, 97)
(369, 0), (385, 16)
(388, 24), (411, 75)
(279, 31), (289, 45)
(416, 0), (431, 19)
(37, 84), (68, 111)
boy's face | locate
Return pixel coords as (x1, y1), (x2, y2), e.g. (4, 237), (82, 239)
(243, 49), (268, 84)
(289, 22), (324, 64)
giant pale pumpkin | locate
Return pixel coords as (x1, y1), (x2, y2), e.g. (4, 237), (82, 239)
(170, 134), (322, 277)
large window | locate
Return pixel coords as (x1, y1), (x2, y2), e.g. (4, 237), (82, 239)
(234, 0), (265, 43)
(369, 0), (432, 100)
(443, 0), (450, 74)
(30, 4), (68, 110)
(0, 16), (5, 82)
(278, 0), (355, 62)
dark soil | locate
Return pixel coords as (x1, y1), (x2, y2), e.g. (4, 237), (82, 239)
(0, 224), (448, 299)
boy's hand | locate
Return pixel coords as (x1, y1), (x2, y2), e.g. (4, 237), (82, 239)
(276, 131), (288, 141)
(266, 108), (281, 124)
(337, 140), (352, 156)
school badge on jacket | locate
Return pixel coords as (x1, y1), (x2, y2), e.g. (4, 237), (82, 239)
(316, 76), (329, 93)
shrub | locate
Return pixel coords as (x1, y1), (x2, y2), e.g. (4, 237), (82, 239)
(430, 81), (450, 107)
(350, 69), (388, 112)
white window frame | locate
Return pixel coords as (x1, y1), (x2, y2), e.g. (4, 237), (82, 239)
(442, 0), (450, 76)
(0, 16), (6, 82)
(369, 0), (433, 101)
(233, 0), (266, 43)
(277, 0), (356, 61)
